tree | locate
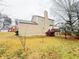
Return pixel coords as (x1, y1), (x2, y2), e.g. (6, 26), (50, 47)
(51, 0), (78, 37)
(0, 13), (12, 31)
(0, 0), (8, 31)
(3, 15), (11, 30)
(71, 1), (79, 37)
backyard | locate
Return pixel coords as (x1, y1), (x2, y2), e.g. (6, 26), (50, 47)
(0, 32), (79, 59)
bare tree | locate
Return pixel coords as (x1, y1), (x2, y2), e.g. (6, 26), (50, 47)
(3, 16), (11, 30)
(51, 0), (78, 37)
(0, 0), (8, 31)
(71, 1), (79, 37)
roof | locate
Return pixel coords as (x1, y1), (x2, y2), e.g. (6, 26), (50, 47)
(32, 15), (54, 21)
(19, 20), (38, 25)
(19, 15), (54, 25)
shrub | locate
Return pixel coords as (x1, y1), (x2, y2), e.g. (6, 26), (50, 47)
(74, 32), (79, 36)
(73, 31), (79, 39)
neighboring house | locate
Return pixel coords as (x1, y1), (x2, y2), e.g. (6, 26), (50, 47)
(18, 10), (54, 36)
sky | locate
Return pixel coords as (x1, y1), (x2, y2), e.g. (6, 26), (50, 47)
(1, 0), (78, 25)
(1, 0), (52, 21)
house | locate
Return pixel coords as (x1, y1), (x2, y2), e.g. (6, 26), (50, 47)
(18, 10), (54, 36)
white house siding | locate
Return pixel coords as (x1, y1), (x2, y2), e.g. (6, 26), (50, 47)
(18, 23), (45, 36)
(18, 19), (53, 36)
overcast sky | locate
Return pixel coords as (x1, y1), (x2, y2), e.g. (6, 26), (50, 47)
(1, 0), (52, 21)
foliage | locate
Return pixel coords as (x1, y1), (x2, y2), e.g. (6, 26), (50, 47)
(73, 31), (79, 36)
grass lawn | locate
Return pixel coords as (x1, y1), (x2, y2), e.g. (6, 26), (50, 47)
(0, 32), (79, 59)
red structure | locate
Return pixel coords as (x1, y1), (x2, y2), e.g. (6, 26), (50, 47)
(9, 26), (17, 32)
(46, 29), (55, 36)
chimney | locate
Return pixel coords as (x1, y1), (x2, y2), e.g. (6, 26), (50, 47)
(44, 10), (49, 32)
(44, 10), (48, 20)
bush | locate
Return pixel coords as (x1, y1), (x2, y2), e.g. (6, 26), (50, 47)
(74, 32), (79, 36)
(73, 31), (79, 39)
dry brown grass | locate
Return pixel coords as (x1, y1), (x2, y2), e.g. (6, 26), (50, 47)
(0, 32), (79, 59)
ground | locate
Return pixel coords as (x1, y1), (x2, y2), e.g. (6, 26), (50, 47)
(0, 32), (79, 59)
